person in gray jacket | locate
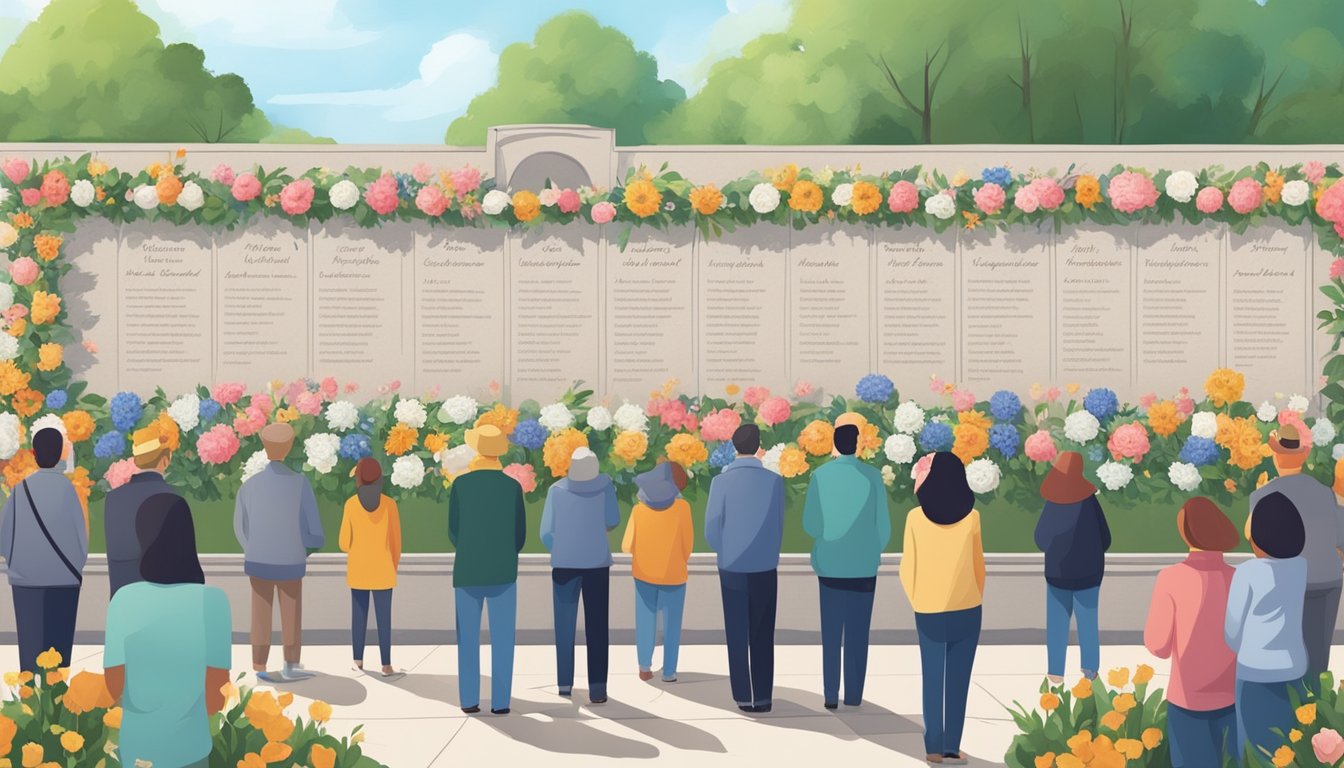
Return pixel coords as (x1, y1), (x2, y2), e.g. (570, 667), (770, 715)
(540, 447), (619, 703)
(0, 428), (88, 671)
(103, 423), (181, 597)
(234, 422), (325, 683)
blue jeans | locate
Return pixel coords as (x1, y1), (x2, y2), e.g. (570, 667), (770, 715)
(351, 589), (392, 667)
(915, 606), (982, 757)
(720, 569), (777, 708)
(552, 567), (609, 699)
(1045, 584), (1100, 678)
(1234, 677), (1306, 760)
(1167, 703), (1235, 768)
(634, 580), (685, 680)
(455, 583), (517, 710)
(819, 576), (876, 706)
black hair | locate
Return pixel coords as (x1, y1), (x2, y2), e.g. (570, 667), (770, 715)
(732, 424), (761, 455)
(1250, 491), (1306, 560)
(32, 428), (63, 469)
(834, 424), (860, 456)
(916, 452), (975, 525)
(137, 493), (205, 585)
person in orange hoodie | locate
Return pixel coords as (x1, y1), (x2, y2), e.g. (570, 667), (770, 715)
(339, 457), (402, 678)
(622, 460), (693, 682)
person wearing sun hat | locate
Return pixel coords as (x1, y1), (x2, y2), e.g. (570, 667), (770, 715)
(104, 422), (181, 597)
(1034, 451), (1111, 685)
(449, 423), (526, 715)
(1248, 422), (1344, 682)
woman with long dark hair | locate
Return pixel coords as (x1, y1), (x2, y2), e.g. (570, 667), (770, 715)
(104, 493), (232, 768)
(899, 452), (985, 765)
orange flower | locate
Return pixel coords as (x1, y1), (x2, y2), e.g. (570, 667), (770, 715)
(962, 211), (980, 230)
(1114, 739), (1143, 760)
(1074, 175), (1103, 210)
(152, 412), (180, 451)
(1204, 368), (1245, 408)
(36, 343), (61, 372)
(1034, 754), (1056, 768)
(778, 446), (809, 478)
(308, 699), (333, 723)
(1147, 400), (1182, 437)
(156, 173), (184, 206)
(62, 411), (94, 443)
(1133, 664), (1154, 685)
(175, 147), (187, 159)
(665, 433), (708, 469)
(1264, 170), (1285, 204)
(1141, 727), (1163, 749)
(958, 410), (992, 432)
(623, 178), (662, 218)
(30, 291), (61, 325)
(543, 428), (590, 477)
(32, 234), (61, 262)
(237, 753), (266, 768)
(1112, 692), (1138, 713)
(1039, 692), (1061, 711)
(0, 361), (31, 396)
(511, 190), (541, 222)
(59, 730), (84, 753)
(612, 430), (648, 464)
(13, 389), (43, 418)
(1100, 709), (1127, 731)
(68, 467), (92, 511)
(797, 420), (835, 456)
(7, 318), (25, 338)
(474, 403), (519, 436)
(261, 713), (294, 743)
(146, 161), (168, 180)
(384, 424), (418, 456)
(787, 180), (823, 213)
(423, 432), (450, 455)
(952, 423), (989, 463)
(10, 213), (33, 229)
(62, 671), (113, 715)
(689, 184), (724, 216)
(724, 383), (741, 396)
(103, 707), (122, 729)
(244, 691), (282, 729)
(770, 163), (799, 191)
(1224, 478), (1237, 493)
(310, 745), (337, 768)
(851, 181), (881, 215)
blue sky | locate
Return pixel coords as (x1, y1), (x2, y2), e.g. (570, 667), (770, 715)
(0, 0), (792, 143)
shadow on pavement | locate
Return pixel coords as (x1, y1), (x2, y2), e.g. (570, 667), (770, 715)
(267, 672), (368, 706)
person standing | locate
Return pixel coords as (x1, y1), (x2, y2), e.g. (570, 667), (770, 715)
(449, 424), (526, 715)
(705, 423), (784, 713)
(1144, 497), (1240, 768)
(539, 446), (619, 703)
(1034, 451), (1111, 684)
(339, 457), (402, 678)
(900, 451), (985, 765)
(105, 493), (231, 768)
(104, 423), (181, 597)
(623, 461), (694, 683)
(803, 423), (891, 710)
(233, 422), (325, 684)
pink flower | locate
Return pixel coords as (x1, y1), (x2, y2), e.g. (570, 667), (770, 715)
(539, 188), (561, 207)
(659, 399), (689, 429)
(929, 376), (946, 394)
(19, 188), (40, 207)
(9, 256), (39, 286)
(231, 172), (262, 202)
(387, 379), (402, 393)
(196, 424), (241, 464)
(743, 386), (771, 408)
(591, 201), (617, 224)
(234, 406), (267, 437)
(1314, 728), (1344, 765)
(211, 382), (246, 406)
(1227, 177), (1263, 215)
(952, 389), (976, 412)
(973, 183), (1006, 215)
(1106, 171), (1159, 214)
(411, 163), (433, 184)
(1138, 392), (1157, 411)
(1317, 180), (1344, 223)
(682, 413), (699, 434)
(557, 188), (581, 214)
(319, 377), (338, 400)
(295, 391), (323, 416)
(912, 453), (936, 490)
(211, 164), (236, 186)
(251, 393), (275, 416)
(1024, 430), (1059, 463)
(886, 180), (919, 213)
(488, 379), (501, 396)
(40, 170), (69, 206)
(1032, 178), (1065, 210)
(1304, 161), (1327, 186)
(2, 158), (29, 185)
(345, 382), (360, 394)
(1337, 221), (1344, 239)
(646, 396), (668, 418)
(793, 379), (814, 398)
(1331, 259), (1344, 281)
(82, 340), (99, 355)
(1195, 186), (1224, 214)
(415, 185), (449, 217)
(425, 384), (440, 401)
(364, 173), (400, 216)
(699, 408), (742, 442)
(502, 463), (537, 494)
(279, 179), (315, 215)
(758, 396), (792, 426)
(3, 305), (26, 324)
(1176, 396), (1195, 416)
(452, 165), (482, 194)
(1012, 184), (1040, 213)
(104, 458), (138, 489)
(284, 379), (308, 404)
(1107, 421), (1151, 462)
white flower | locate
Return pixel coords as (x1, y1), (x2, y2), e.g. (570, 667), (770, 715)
(538, 402), (575, 432)
(893, 401), (926, 434)
(0, 187), (9, 207)
(924, 192), (956, 220)
(70, 179), (95, 208)
(0, 281), (12, 310)
(1095, 461), (1134, 491)
(585, 406), (613, 431)
(325, 400), (359, 432)
(1256, 401), (1278, 422)
(748, 183), (780, 214)
(1168, 461), (1202, 492)
(880, 464), (895, 487)
(965, 458), (1001, 494)
(0, 412), (20, 460)
(31, 413), (66, 439)
(1190, 411), (1218, 440)
(1164, 170), (1198, 203)
(391, 455), (426, 489)
(329, 179), (360, 210)
(761, 443), (786, 474)
(830, 183), (854, 207)
(240, 450), (270, 483)
(0, 334), (17, 362)
(303, 433), (341, 474)
(1312, 418), (1337, 446)
(440, 444), (476, 475)
(177, 181), (204, 211)
(884, 433), (917, 464)
(482, 189), (511, 215)
(133, 184), (160, 210)
(1282, 179), (1310, 207)
(1334, 444), (1344, 461)
(393, 398), (428, 429)
(167, 392), (201, 432)
(1288, 394), (1310, 413)
(1063, 411), (1101, 443)
(438, 395), (478, 425)
(539, 187), (560, 207)
(816, 166), (836, 186)
(613, 401), (649, 433)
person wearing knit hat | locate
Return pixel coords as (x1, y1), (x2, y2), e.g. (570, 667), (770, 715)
(339, 458), (402, 678)
(103, 423), (181, 597)
(623, 461), (694, 683)
(450, 422), (526, 714)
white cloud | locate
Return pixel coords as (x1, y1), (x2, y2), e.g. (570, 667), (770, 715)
(654, 0), (791, 92)
(145, 0), (379, 50)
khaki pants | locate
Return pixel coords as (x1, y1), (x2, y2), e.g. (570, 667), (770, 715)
(250, 577), (303, 668)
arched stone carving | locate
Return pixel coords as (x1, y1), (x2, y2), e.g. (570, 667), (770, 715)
(487, 124), (615, 191)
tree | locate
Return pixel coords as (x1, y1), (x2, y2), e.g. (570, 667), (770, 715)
(445, 12), (684, 146)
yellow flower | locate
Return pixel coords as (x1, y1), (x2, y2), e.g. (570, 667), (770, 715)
(1141, 727), (1163, 749)
(1100, 709), (1127, 731)
(623, 178), (662, 218)
(59, 731), (83, 753)
(851, 181), (881, 215)
(543, 428), (590, 477)
(62, 670), (113, 714)
(423, 432), (450, 455)
(20, 744), (41, 768)
(770, 163), (798, 191)
(1075, 175), (1103, 209)
(1066, 731), (1094, 761)
(237, 753), (266, 768)
(1039, 692), (1060, 711)
(1133, 664), (1154, 685)
(1147, 400), (1181, 437)
(2, 672), (17, 686)
(1114, 738), (1143, 759)
(1265, 170), (1285, 204)
(612, 430), (648, 464)
(46, 669), (66, 685)
(778, 446), (809, 478)
(384, 424), (418, 456)
(146, 161), (168, 179)
(958, 410), (992, 432)
(32, 234), (61, 263)
(30, 291), (61, 326)
(3, 449), (37, 489)
(1296, 702), (1316, 725)
(103, 707), (122, 729)
(1204, 368), (1245, 408)
(244, 690), (281, 729)
(0, 361), (29, 396)
(689, 184), (724, 216)
(1107, 667), (1130, 688)
(1112, 692), (1137, 713)
(1071, 678), (1093, 699)
(35, 343), (61, 372)
(724, 384), (740, 396)
(797, 420), (835, 456)
(35, 648), (61, 670)
(951, 169), (971, 187)
(86, 159), (108, 177)
(511, 190), (541, 222)
(665, 433), (708, 469)
(309, 699), (333, 723)
(787, 180), (823, 213)
(1272, 744), (1295, 767)
(474, 403), (519, 436)
(951, 423), (989, 463)
(962, 211), (980, 230)
(1055, 756), (1083, 768)
(1215, 413), (1266, 470)
(277, 691), (294, 708)
(1224, 478), (1237, 493)
(260, 742), (292, 763)
(9, 213), (32, 230)
(1066, 383), (1080, 395)
(1034, 753), (1056, 768)
(1290, 728), (1303, 743)
(310, 745), (337, 768)
(261, 713), (294, 743)
(61, 410), (95, 443)
(1257, 470), (1270, 489)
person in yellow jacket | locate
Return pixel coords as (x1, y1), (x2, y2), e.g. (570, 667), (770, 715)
(900, 451), (986, 766)
(622, 460), (693, 682)
(339, 457), (402, 678)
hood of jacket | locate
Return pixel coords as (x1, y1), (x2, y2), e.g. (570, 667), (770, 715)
(561, 473), (611, 497)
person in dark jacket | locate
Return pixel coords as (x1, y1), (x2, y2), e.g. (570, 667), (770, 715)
(1035, 451), (1111, 684)
(104, 423), (181, 597)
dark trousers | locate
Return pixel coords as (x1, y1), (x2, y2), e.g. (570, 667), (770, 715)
(1167, 703), (1236, 768)
(720, 569), (777, 707)
(1235, 677), (1306, 760)
(818, 576), (876, 706)
(552, 567), (610, 699)
(351, 588), (393, 667)
(13, 585), (80, 672)
(915, 606), (982, 757)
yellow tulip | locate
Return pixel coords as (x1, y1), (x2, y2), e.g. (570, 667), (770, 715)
(260, 741), (292, 763)
(1067, 731), (1094, 762)
(236, 753), (265, 768)
(1039, 692), (1061, 712)
(20, 743), (41, 768)
(310, 745), (337, 768)
(1112, 693), (1138, 714)
(1100, 709), (1127, 731)
(103, 707), (123, 729)
(1071, 679), (1093, 699)
(1133, 664), (1154, 685)
(1034, 753), (1056, 768)
(261, 714), (294, 743)
(1056, 756), (1085, 768)
(1115, 738), (1144, 759)
(35, 648), (61, 670)
(1296, 703), (1317, 725)
(59, 731), (84, 753)
(1107, 668), (1130, 689)
(1290, 728), (1303, 743)
(309, 700), (333, 723)
(277, 691), (294, 708)
(2, 672), (17, 687)
(1272, 744), (1295, 767)
(1141, 727), (1163, 749)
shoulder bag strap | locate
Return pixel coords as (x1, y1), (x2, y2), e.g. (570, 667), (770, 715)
(21, 480), (82, 584)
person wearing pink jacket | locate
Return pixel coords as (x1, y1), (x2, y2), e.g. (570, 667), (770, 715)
(1143, 497), (1240, 768)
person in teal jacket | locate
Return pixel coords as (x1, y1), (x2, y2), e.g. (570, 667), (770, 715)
(802, 423), (892, 709)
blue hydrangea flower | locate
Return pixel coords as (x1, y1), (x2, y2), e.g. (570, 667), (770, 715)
(1179, 436), (1220, 467)
(919, 422), (954, 452)
(1082, 388), (1119, 423)
(511, 419), (548, 451)
(981, 166), (1013, 187)
(1086, 444), (1105, 463)
(988, 424), (1019, 459)
(110, 391), (144, 432)
(198, 398), (222, 424)
(855, 373), (895, 404)
(395, 173), (414, 200)
(93, 431), (124, 460)
(338, 433), (373, 461)
(44, 390), (67, 410)
(709, 441), (736, 469)
(988, 390), (1022, 422)
(358, 417), (376, 433)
